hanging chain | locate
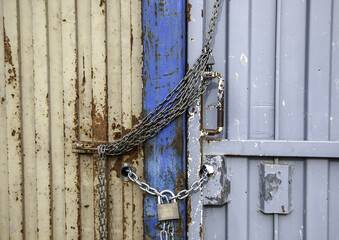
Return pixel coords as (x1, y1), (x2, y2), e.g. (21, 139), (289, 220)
(98, 145), (107, 239)
(97, 0), (222, 239)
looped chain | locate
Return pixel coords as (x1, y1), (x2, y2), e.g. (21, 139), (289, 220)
(126, 167), (209, 201)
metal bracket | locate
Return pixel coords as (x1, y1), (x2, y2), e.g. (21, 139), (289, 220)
(120, 163), (135, 182)
(202, 155), (231, 206)
(259, 163), (293, 214)
(72, 140), (108, 154)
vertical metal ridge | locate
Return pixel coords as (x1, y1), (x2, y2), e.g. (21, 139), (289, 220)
(107, 0), (123, 238)
(91, 0), (108, 238)
(246, 1), (252, 237)
(274, 0), (281, 142)
(77, 0), (94, 238)
(273, 0), (282, 238)
(186, 1), (204, 239)
(3, 0), (24, 238)
(328, 0), (335, 141)
(0, 0), (10, 238)
(303, 0), (311, 141)
(327, 2), (335, 238)
(303, 1), (310, 234)
(19, 0), (37, 238)
(130, 0), (144, 238)
(47, 0), (66, 238)
(121, 0), (134, 238)
(32, 0), (52, 238)
(61, 0), (80, 238)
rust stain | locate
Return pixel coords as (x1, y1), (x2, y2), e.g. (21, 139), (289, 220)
(170, 118), (183, 157)
(281, 205), (285, 213)
(201, 9), (204, 18)
(187, 198), (192, 225)
(92, 100), (108, 141)
(187, 3), (192, 22)
(3, 19), (13, 65)
(3, 19), (17, 86)
(99, 0), (105, 7)
(175, 171), (185, 194)
(130, 30), (134, 53)
(154, 2), (158, 26)
(132, 114), (141, 127)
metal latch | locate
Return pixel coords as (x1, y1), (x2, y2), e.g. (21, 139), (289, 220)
(202, 155), (231, 205)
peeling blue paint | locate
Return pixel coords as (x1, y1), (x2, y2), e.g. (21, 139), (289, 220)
(142, 0), (186, 239)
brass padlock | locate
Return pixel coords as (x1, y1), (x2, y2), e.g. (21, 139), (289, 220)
(157, 190), (180, 222)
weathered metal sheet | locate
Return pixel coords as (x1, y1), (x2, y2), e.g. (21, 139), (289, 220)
(186, 0), (204, 238)
(142, 0), (186, 239)
(0, 1), (9, 239)
(0, 0), (143, 239)
(188, 0), (339, 239)
(3, 1), (24, 239)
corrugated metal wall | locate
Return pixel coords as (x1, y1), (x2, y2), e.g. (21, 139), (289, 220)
(0, 0), (143, 239)
(187, 0), (339, 239)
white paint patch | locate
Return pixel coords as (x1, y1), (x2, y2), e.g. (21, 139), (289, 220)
(235, 72), (239, 80)
(299, 230), (303, 239)
(282, 100), (286, 107)
(240, 53), (248, 65)
(234, 118), (240, 140)
(253, 83), (257, 88)
(335, 78), (339, 89)
(330, 116), (333, 121)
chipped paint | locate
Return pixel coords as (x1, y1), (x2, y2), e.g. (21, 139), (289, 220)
(240, 52), (248, 65)
(143, 0), (186, 238)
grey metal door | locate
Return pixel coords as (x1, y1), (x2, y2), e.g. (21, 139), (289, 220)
(187, 0), (339, 239)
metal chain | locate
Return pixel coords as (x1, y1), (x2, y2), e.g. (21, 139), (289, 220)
(97, 1), (222, 239)
(126, 167), (209, 201)
(100, 0), (222, 157)
(98, 145), (107, 240)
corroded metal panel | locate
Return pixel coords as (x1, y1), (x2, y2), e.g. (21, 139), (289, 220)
(142, 0), (186, 239)
(0, 0), (143, 239)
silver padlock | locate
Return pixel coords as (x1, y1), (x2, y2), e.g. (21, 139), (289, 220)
(157, 190), (180, 222)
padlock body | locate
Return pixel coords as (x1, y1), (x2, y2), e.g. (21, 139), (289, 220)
(157, 202), (180, 221)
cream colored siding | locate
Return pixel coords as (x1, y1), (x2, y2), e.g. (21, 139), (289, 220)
(0, 0), (143, 239)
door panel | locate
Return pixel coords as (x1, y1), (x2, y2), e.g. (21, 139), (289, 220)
(187, 0), (339, 239)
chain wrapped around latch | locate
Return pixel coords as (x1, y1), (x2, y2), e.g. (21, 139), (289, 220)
(123, 165), (213, 239)
(96, 0), (222, 239)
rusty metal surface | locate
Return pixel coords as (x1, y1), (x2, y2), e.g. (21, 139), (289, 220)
(142, 0), (186, 239)
(0, 0), (143, 239)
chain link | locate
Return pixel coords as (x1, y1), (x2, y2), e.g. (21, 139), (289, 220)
(97, 1), (222, 239)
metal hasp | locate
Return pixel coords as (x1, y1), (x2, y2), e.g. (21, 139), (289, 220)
(259, 163), (293, 214)
(201, 72), (225, 136)
(142, 0), (186, 239)
(202, 155), (231, 205)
